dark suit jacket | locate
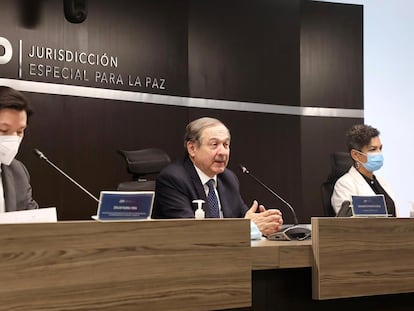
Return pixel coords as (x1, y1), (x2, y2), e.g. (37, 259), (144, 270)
(152, 155), (248, 219)
(2, 159), (39, 212)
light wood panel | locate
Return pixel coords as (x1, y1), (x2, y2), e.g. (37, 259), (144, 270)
(312, 217), (414, 300)
(251, 239), (312, 270)
(0, 219), (251, 311)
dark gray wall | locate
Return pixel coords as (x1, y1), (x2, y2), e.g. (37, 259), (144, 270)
(300, 1), (363, 220)
(0, 0), (363, 222)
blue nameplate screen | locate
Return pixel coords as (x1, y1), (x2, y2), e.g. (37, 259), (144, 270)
(351, 195), (388, 217)
(97, 191), (154, 220)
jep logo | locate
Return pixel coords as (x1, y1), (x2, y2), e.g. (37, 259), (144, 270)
(0, 37), (12, 65)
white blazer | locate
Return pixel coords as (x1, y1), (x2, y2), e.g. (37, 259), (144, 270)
(331, 166), (398, 216)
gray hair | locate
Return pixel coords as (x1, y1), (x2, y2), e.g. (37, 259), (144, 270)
(184, 117), (230, 149)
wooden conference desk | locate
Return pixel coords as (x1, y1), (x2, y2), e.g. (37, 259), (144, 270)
(312, 217), (414, 300)
(250, 238), (312, 270)
(0, 219), (251, 311)
(249, 217), (414, 311)
(2, 218), (414, 311)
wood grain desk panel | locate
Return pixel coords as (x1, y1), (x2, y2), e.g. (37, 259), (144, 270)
(0, 219), (251, 311)
(312, 217), (414, 300)
(251, 239), (312, 270)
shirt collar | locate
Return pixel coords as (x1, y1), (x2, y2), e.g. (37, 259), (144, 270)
(358, 169), (377, 184)
(193, 164), (217, 186)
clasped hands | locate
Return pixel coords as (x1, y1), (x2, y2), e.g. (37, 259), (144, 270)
(244, 200), (283, 236)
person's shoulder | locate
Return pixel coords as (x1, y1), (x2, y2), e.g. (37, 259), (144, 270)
(218, 167), (240, 184)
(4, 159), (26, 171)
(158, 156), (189, 177)
(222, 167), (237, 177)
(336, 166), (355, 182)
(334, 166), (365, 192)
(2, 159), (30, 177)
(375, 174), (390, 186)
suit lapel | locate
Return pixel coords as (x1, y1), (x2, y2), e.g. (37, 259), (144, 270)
(1, 164), (17, 212)
(349, 166), (375, 195)
(183, 156), (207, 201)
(216, 177), (231, 217)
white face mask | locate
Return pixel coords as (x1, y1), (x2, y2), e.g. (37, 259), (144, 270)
(0, 136), (22, 165)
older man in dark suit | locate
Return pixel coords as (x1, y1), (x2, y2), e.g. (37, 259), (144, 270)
(0, 86), (38, 212)
(152, 117), (283, 236)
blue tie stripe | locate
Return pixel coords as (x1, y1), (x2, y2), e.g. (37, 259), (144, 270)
(206, 179), (220, 218)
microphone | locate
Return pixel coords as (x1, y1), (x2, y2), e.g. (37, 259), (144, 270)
(33, 148), (99, 203)
(240, 164), (298, 225)
(337, 200), (353, 217)
(240, 164), (311, 241)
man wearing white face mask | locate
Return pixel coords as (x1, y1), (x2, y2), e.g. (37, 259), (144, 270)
(0, 86), (38, 212)
(331, 124), (398, 216)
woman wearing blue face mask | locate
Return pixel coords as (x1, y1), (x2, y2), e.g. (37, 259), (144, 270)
(331, 124), (398, 217)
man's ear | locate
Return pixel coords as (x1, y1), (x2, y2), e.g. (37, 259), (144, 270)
(187, 141), (196, 158)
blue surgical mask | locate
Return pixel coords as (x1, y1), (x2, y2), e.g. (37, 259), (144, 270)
(356, 150), (384, 172)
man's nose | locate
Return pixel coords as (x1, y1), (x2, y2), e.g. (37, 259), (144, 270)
(217, 143), (228, 154)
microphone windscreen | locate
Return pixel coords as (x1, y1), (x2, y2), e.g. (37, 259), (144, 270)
(337, 200), (352, 217)
(33, 148), (47, 160)
(239, 164), (249, 174)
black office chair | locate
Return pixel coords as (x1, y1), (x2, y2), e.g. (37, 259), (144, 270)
(117, 148), (171, 191)
(320, 152), (354, 216)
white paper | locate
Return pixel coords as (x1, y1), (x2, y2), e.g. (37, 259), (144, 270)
(0, 207), (57, 224)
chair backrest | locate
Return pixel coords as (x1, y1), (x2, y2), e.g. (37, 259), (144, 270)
(117, 148), (171, 191)
(320, 181), (336, 217)
(320, 152), (354, 216)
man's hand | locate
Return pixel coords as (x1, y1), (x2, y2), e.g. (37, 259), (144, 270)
(244, 200), (283, 236)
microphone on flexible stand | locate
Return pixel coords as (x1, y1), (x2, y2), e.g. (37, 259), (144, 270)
(240, 165), (299, 225)
(33, 148), (99, 203)
(337, 200), (353, 217)
(240, 164), (311, 241)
